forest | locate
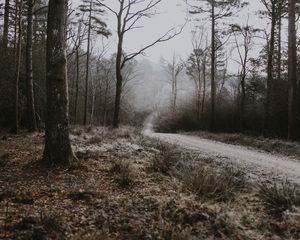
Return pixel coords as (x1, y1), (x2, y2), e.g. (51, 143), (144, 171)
(1, 0), (300, 239)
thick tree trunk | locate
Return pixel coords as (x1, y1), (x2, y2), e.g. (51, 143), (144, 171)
(12, 0), (23, 134)
(210, 2), (216, 131)
(287, 0), (297, 140)
(83, 0), (92, 125)
(3, 0), (10, 49)
(43, 0), (73, 166)
(26, 0), (37, 132)
(264, 4), (276, 136)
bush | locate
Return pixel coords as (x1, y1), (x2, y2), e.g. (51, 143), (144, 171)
(153, 108), (201, 133)
(257, 181), (300, 218)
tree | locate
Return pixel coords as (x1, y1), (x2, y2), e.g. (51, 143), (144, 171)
(186, 28), (209, 121)
(12, 0), (23, 134)
(2, 0), (10, 50)
(99, 0), (184, 128)
(163, 55), (184, 111)
(187, 0), (247, 131)
(25, 0), (37, 131)
(259, 0), (286, 135)
(287, 0), (297, 140)
(231, 22), (259, 131)
(43, 0), (74, 165)
(79, 0), (110, 125)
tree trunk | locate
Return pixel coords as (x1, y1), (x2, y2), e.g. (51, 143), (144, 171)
(83, 0), (92, 125)
(287, 0), (297, 140)
(113, 50), (123, 128)
(74, 48), (80, 124)
(264, 3), (276, 136)
(113, 9), (124, 128)
(43, 0), (73, 166)
(201, 53), (207, 121)
(2, 0), (10, 50)
(210, 1), (216, 131)
(277, 11), (282, 82)
(12, 0), (23, 134)
(26, 0), (37, 132)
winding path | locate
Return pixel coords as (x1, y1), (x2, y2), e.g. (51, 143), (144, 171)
(143, 117), (300, 184)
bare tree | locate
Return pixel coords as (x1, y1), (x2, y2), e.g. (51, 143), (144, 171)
(98, 0), (184, 127)
(259, 0), (286, 135)
(187, 0), (247, 131)
(231, 21), (259, 131)
(79, 0), (110, 125)
(164, 55), (184, 111)
(44, 0), (74, 165)
(186, 28), (209, 121)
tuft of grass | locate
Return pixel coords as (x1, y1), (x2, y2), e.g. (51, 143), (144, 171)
(180, 165), (246, 202)
(150, 143), (179, 174)
(257, 181), (300, 218)
(111, 159), (134, 187)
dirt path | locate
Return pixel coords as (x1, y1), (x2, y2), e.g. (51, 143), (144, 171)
(143, 123), (300, 184)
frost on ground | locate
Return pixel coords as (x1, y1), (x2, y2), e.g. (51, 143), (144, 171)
(0, 126), (299, 239)
(145, 130), (300, 186)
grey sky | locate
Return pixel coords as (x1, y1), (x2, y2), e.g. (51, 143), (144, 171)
(94, 0), (269, 63)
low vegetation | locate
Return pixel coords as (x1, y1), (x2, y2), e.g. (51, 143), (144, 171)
(258, 181), (300, 218)
(0, 126), (300, 239)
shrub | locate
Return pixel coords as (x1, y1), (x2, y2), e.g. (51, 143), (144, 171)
(257, 181), (300, 218)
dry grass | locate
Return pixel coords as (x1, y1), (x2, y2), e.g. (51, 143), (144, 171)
(189, 131), (300, 159)
(150, 143), (179, 174)
(111, 159), (135, 187)
(180, 164), (246, 202)
(257, 181), (300, 218)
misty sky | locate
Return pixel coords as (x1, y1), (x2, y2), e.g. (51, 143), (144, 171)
(75, 0), (271, 64)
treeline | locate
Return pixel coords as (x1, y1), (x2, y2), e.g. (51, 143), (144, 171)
(0, 0), (145, 131)
(157, 0), (300, 141)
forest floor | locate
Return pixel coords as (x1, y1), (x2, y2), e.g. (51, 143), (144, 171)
(0, 126), (300, 240)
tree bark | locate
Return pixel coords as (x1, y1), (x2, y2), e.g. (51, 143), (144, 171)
(43, 0), (73, 166)
(287, 0), (297, 140)
(26, 0), (37, 132)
